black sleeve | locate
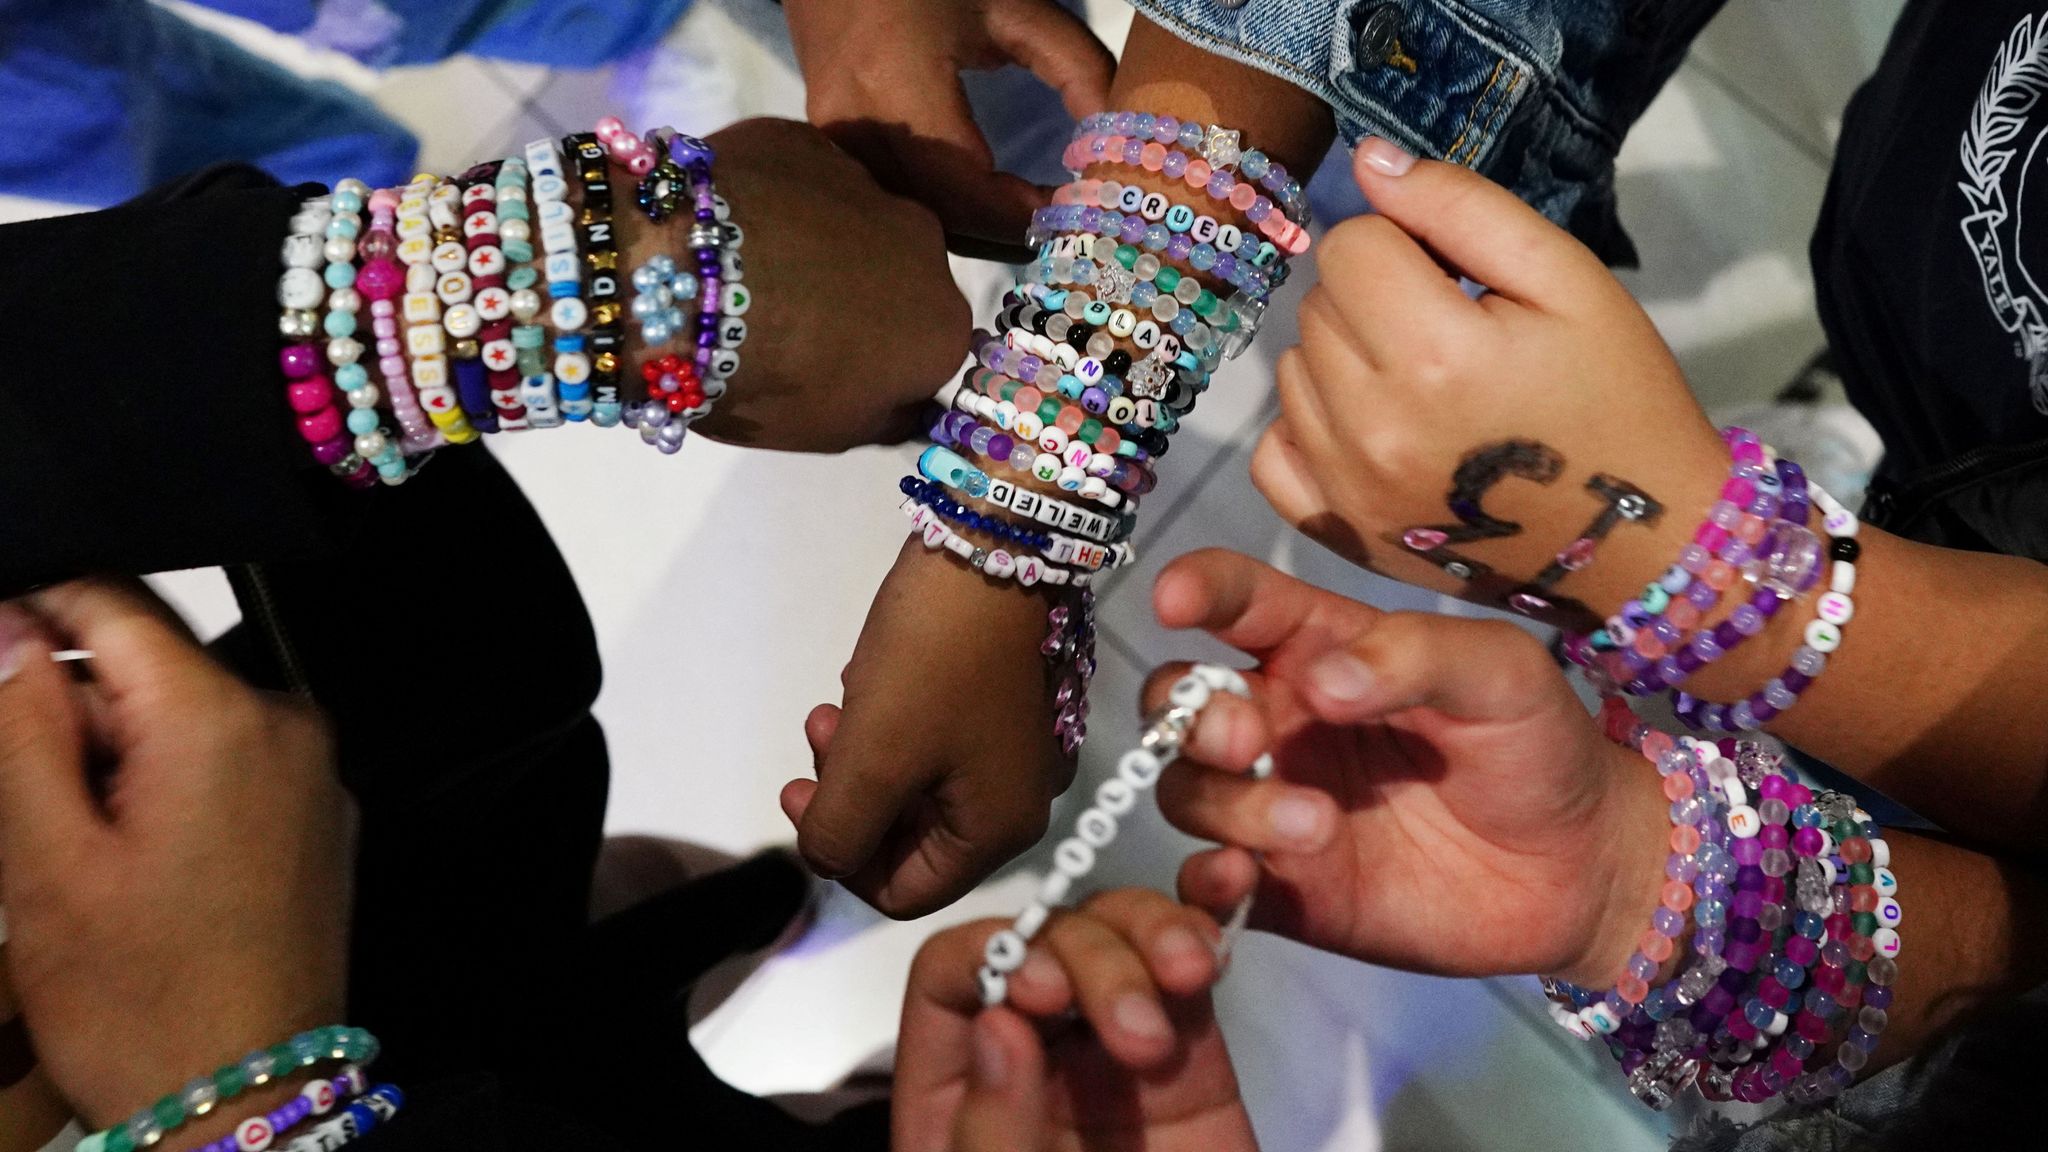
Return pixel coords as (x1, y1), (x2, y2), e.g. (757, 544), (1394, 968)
(0, 164), (363, 597)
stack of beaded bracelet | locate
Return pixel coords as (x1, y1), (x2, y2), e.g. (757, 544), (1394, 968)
(1545, 728), (1901, 1109)
(76, 1027), (380, 1152)
(196, 1066), (368, 1152)
(1563, 431), (1855, 733)
(978, 663), (1273, 1005)
(891, 116), (1310, 755)
(275, 116), (753, 480)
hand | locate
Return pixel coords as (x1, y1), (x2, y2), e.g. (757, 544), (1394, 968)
(783, 541), (1072, 918)
(0, 581), (353, 1127)
(1254, 139), (1729, 628)
(894, 888), (1255, 1152)
(785, 0), (1114, 252)
(667, 118), (973, 452)
(1143, 550), (1670, 986)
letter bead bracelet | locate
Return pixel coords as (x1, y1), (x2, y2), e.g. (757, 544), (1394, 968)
(978, 664), (1273, 1006)
(275, 116), (750, 482)
(77, 1027), (380, 1152)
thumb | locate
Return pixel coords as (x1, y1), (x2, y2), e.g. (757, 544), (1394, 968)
(987, 0), (1116, 118)
(954, 1008), (1048, 1151)
(794, 702), (933, 880)
(1297, 612), (1562, 726)
(1350, 136), (1612, 307)
(0, 603), (104, 870)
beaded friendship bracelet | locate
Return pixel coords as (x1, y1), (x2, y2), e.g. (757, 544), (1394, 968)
(1069, 111), (1313, 227)
(979, 664), (1273, 1005)
(902, 500), (1087, 588)
(76, 1028), (378, 1152)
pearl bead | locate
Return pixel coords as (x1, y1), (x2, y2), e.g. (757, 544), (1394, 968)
(326, 286), (361, 314)
(354, 432), (388, 458)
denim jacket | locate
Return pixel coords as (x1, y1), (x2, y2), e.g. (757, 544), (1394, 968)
(1129, 0), (1728, 264)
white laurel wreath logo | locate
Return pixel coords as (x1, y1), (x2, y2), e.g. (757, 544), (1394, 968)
(1960, 13), (2048, 413)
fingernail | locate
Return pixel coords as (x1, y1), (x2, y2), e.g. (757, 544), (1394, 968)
(1307, 651), (1375, 703)
(1357, 135), (1417, 177)
(973, 1020), (1009, 1090)
(1016, 947), (1062, 990)
(1269, 793), (1326, 846)
(1152, 926), (1208, 972)
(1113, 993), (1172, 1041)
(0, 604), (30, 687)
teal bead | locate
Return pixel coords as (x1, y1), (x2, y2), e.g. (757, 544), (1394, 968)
(377, 459), (407, 479)
(507, 267), (539, 291)
(77, 1133), (109, 1152)
(499, 199), (530, 221)
(511, 325), (546, 349)
(1082, 301), (1112, 325)
(1641, 585), (1671, 614)
(323, 261), (356, 289)
(503, 241), (535, 264)
(331, 188), (364, 213)
(334, 363), (368, 389)
(324, 215), (360, 240)
(346, 408), (380, 435)
(323, 309), (356, 338)
(1044, 290), (1069, 309)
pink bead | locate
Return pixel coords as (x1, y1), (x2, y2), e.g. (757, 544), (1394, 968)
(596, 116), (630, 145)
(1140, 142), (1167, 171)
(357, 259), (403, 300)
(376, 338), (401, 358)
(1788, 784), (1814, 807)
(1726, 1014), (1759, 1042)
(379, 355), (409, 379)
(341, 462), (378, 490)
(373, 316), (399, 339)
(310, 435), (350, 466)
(1785, 935), (1819, 966)
(1771, 1046), (1805, 1080)
(287, 379), (334, 414)
(369, 188), (399, 212)
(1722, 477), (1757, 505)
(1760, 774), (1790, 800)
(1184, 158), (1212, 189)
(1230, 182), (1258, 211)
(296, 407), (343, 444)
(626, 152), (656, 177)
(1696, 524), (1730, 551)
(1733, 440), (1765, 464)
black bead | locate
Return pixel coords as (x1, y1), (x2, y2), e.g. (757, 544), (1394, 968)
(1829, 536), (1860, 563)
(1068, 326), (1092, 350)
(1029, 309), (1051, 335)
(1103, 350), (1132, 375)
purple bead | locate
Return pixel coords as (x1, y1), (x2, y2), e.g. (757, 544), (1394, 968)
(1123, 139), (1144, 164)
(1751, 700), (1780, 724)
(1686, 581), (1719, 609)
(1166, 233), (1194, 261)
(1734, 838), (1764, 866)
(1162, 151), (1188, 179)
(1675, 647), (1706, 674)
(1214, 252), (1238, 279)
(1782, 669), (1812, 694)
(1652, 906), (1685, 936)
(1703, 986), (1737, 1014)
(1080, 386), (1109, 413)
(987, 434), (1013, 462)
(1119, 216), (1147, 243)
(280, 344), (322, 379)
(1207, 172), (1234, 198)
(1713, 620), (1745, 649)
(1864, 985), (1893, 1010)
(1730, 604), (1766, 636)
(310, 436), (350, 466)
(1153, 115), (1179, 143)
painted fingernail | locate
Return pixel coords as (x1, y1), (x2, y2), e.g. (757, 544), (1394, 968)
(1356, 135), (1417, 177)
(973, 1020), (1009, 1089)
(0, 604), (30, 687)
(1113, 992), (1172, 1041)
(1269, 793), (1326, 846)
(1307, 651), (1375, 702)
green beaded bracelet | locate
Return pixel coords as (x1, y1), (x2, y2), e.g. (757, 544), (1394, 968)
(77, 1026), (378, 1152)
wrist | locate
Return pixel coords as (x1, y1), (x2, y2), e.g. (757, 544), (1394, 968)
(1561, 738), (1680, 989)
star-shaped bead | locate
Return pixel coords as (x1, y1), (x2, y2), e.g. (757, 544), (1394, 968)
(1124, 358), (1169, 399)
(1203, 125), (1242, 170)
(1096, 261), (1137, 305)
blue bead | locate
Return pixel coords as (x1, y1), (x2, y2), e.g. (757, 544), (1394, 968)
(323, 262), (356, 289)
(346, 408), (380, 435)
(1744, 999), (1777, 1029)
(323, 310), (356, 338)
(548, 280), (580, 298)
(335, 363), (369, 390)
(1170, 310), (1197, 335)
(507, 267), (539, 291)
(331, 188), (364, 213)
(1774, 959), (1806, 989)
(377, 460), (406, 479)
(555, 334), (586, 353)
(503, 241), (535, 264)
(1189, 243), (1217, 271)
(325, 215), (360, 240)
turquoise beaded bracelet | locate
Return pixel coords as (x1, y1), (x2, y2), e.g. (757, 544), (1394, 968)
(77, 1026), (379, 1152)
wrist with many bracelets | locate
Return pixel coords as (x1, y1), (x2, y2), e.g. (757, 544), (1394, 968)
(272, 116), (749, 481)
(902, 111), (1313, 755)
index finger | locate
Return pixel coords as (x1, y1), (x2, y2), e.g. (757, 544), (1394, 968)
(1152, 548), (1381, 664)
(24, 579), (226, 715)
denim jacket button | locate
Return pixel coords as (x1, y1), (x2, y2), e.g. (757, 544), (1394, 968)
(1351, 4), (1405, 64)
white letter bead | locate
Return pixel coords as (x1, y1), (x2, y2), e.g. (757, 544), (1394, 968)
(1095, 777), (1137, 816)
(1830, 561), (1856, 596)
(1076, 807), (1118, 848)
(1803, 619), (1843, 653)
(1875, 896), (1902, 928)
(303, 1079), (337, 1115)
(985, 929), (1028, 973)
(406, 325), (446, 357)
(1872, 927), (1901, 958)
(1815, 592), (1854, 626)
(1052, 837), (1095, 878)
(1873, 866), (1898, 897)
(1869, 837), (1890, 868)
(430, 241), (467, 273)
(1582, 1003), (1621, 1035)
(551, 297), (588, 332)
(978, 966), (1008, 1007)
(1117, 749), (1163, 788)
(1169, 676), (1211, 710)
(1014, 901), (1050, 940)
(1037, 869), (1072, 906)
(237, 1118), (275, 1152)
(441, 303), (481, 339)
(1726, 805), (1761, 838)
(1824, 509), (1859, 537)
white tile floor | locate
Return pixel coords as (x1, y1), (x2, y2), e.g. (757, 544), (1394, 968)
(45, 0), (1903, 1147)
